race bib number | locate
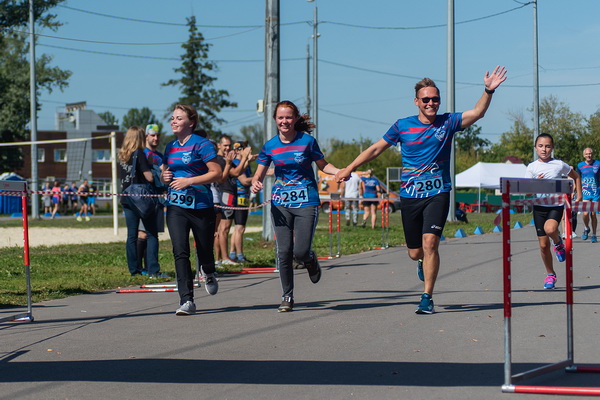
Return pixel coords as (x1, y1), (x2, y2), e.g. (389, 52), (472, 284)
(413, 176), (443, 195)
(237, 196), (248, 206)
(278, 188), (308, 205)
(169, 189), (195, 209)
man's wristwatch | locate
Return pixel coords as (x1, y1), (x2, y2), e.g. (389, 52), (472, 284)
(485, 88), (495, 94)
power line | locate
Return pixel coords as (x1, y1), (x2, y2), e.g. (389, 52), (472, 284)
(320, 3), (532, 30)
(57, 5), (305, 28)
(320, 108), (390, 126)
(37, 43), (303, 63)
(321, 58), (600, 88)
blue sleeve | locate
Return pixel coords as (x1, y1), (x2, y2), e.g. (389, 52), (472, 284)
(310, 137), (325, 162)
(256, 144), (271, 166)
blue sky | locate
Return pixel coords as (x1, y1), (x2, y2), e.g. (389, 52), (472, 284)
(34, 0), (600, 146)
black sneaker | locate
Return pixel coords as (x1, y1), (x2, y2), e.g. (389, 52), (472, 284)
(306, 252), (321, 283)
(278, 296), (294, 312)
(293, 258), (305, 269)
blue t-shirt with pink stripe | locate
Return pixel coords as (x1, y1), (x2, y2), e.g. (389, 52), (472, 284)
(577, 160), (600, 200)
(164, 134), (217, 209)
(144, 148), (164, 167)
(256, 131), (324, 207)
(383, 113), (463, 199)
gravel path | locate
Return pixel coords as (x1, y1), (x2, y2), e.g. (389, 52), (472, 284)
(0, 226), (261, 248)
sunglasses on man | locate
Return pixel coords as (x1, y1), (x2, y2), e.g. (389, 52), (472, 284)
(419, 96), (441, 104)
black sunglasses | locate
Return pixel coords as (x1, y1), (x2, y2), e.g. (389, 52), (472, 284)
(420, 96), (440, 104)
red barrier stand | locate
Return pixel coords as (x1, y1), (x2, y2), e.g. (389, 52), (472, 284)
(500, 178), (600, 396)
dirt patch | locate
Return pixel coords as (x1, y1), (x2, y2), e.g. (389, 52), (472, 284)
(0, 226), (261, 249)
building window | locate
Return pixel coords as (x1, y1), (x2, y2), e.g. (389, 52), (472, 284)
(37, 148), (45, 162)
(54, 149), (67, 162)
(93, 149), (111, 163)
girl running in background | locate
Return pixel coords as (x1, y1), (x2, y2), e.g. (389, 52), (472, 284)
(360, 169), (381, 229)
(525, 133), (582, 289)
(251, 100), (340, 312)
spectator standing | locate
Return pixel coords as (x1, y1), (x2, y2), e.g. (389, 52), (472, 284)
(69, 182), (79, 214)
(61, 183), (71, 214)
(88, 182), (97, 215)
(215, 135), (247, 265)
(136, 124), (168, 276)
(42, 182), (52, 215)
(77, 179), (90, 222)
(119, 126), (161, 277)
(340, 171), (361, 226)
(229, 141), (254, 263)
(50, 181), (62, 219)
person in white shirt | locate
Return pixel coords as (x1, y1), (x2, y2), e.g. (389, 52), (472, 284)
(525, 133), (581, 290)
(340, 172), (362, 226)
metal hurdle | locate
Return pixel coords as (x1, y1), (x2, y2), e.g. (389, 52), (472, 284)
(318, 193), (341, 260)
(0, 180), (33, 323)
(500, 178), (600, 396)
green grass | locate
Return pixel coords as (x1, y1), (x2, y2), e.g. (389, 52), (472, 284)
(0, 210), (533, 307)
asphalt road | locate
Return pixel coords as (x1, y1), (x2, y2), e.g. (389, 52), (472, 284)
(2, 224), (600, 399)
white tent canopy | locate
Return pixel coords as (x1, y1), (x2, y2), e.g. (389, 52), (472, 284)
(456, 162), (527, 189)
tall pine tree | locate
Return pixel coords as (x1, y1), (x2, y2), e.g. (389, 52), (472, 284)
(163, 16), (236, 138)
(0, 0), (71, 172)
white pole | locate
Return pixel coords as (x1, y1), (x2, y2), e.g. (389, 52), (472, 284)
(532, 0), (540, 161)
(110, 132), (118, 235)
(29, 0), (39, 219)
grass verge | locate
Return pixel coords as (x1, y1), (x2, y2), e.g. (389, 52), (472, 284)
(0, 211), (532, 307)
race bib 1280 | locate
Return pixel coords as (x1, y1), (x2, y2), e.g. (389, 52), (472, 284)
(169, 189), (195, 209)
(413, 175), (443, 195)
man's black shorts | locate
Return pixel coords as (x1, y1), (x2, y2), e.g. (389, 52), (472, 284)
(400, 192), (450, 249)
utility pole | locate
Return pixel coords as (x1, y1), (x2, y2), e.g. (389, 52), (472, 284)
(306, 41), (311, 114)
(29, 0), (39, 219)
(263, 0), (280, 241)
(312, 5), (319, 141)
(447, 0), (456, 221)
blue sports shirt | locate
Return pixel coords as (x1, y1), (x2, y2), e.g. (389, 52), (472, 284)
(236, 164), (252, 206)
(144, 148), (164, 167)
(164, 134), (217, 209)
(383, 113), (463, 199)
(361, 177), (380, 199)
(577, 160), (600, 200)
(256, 131), (324, 207)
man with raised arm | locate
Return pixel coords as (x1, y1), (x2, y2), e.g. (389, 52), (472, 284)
(335, 66), (507, 314)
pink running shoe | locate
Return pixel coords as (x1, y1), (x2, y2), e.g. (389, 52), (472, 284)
(553, 243), (566, 262)
(544, 274), (557, 290)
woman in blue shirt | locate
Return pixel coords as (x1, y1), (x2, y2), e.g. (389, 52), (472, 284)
(251, 100), (340, 312)
(161, 104), (222, 316)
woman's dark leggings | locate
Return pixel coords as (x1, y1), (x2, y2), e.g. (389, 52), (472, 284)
(166, 206), (216, 304)
(271, 205), (319, 299)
